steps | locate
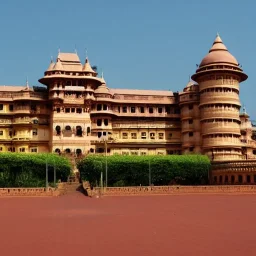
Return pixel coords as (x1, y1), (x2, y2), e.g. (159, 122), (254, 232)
(58, 182), (83, 196)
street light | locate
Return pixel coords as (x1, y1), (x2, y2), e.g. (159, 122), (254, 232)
(100, 136), (108, 188)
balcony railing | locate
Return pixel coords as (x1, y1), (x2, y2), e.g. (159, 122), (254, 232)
(200, 110), (240, 119)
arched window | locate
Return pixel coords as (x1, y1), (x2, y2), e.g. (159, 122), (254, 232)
(76, 148), (82, 155)
(65, 148), (71, 154)
(65, 125), (71, 131)
(76, 126), (82, 136)
(56, 126), (61, 135)
(55, 148), (61, 154)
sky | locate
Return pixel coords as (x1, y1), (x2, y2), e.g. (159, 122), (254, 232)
(0, 0), (256, 118)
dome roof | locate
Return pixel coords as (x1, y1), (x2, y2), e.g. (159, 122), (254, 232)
(199, 35), (238, 67)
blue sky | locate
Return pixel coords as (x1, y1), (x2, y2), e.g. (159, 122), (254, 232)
(0, 0), (255, 118)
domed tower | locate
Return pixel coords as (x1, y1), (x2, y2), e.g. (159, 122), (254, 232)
(179, 80), (201, 154)
(191, 34), (248, 161)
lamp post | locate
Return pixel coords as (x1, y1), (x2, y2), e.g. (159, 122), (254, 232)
(149, 159), (151, 186)
(46, 158), (49, 190)
(105, 139), (108, 188)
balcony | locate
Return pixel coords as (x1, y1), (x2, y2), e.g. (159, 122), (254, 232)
(200, 109), (240, 120)
(179, 94), (199, 104)
(90, 109), (115, 116)
(13, 107), (31, 114)
(199, 79), (239, 91)
(203, 138), (242, 148)
(112, 122), (180, 129)
(180, 110), (199, 119)
(12, 92), (47, 101)
(201, 123), (241, 135)
(12, 117), (32, 125)
(200, 94), (240, 106)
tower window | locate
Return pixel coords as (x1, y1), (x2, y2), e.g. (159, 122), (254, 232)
(104, 119), (108, 126)
(97, 119), (102, 126)
(141, 132), (147, 139)
(189, 119), (193, 124)
(189, 132), (194, 137)
(158, 107), (163, 114)
(131, 106), (136, 113)
(122, 106), (127, 113)
(158, 133), (164, 139)
(122, 133), (128, 139)
(0, 104), (4, 111)
(140, 107), (145, 113)
(149, 107), (154, 114)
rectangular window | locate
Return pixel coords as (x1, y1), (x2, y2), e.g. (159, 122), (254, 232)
(140, 152), (147, 156)
(122, 133), (128, 139)
(97, 119), (102, 126)
(71, 108), (75, 113)
(131, 106), (136, 113)
(9, 105), (13, 111)
(76, 108), (82, 114)
(150, 132), (155, 139)
(65, 108), (70, 113)
(0, 104), (3, 111)
(103, 104), (108, 110)
(149, 107), (154, 114)
(131, 133), (137, 139)
(189, 132), (194, 137)
(0, 147), (2, 151)
(140, 107), (145, 113)
(122, 106), (127, 113)
(0, 131), (3, 136)
(19, 147), (25, 152)
(141, 132), (147, 139)
(166, 106), (170, 114)
(97, 104), (102, 111)
(158, 107), (163, 114)
(31, 148), (38, 153)
(118, 106), (121, 113)
(103, 131), (107, 136)
(32, 129), (38, 136)
(56, 108), (60, 113)
(189, 119), (193, 124)
(104, 119), (108, 126)
(131, 151), (139, 155)
(158, 133), (164, 139)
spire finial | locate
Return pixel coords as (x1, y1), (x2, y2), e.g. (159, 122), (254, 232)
(101, 70), (104, 79)
(243, 104), (247, 114)
(85, 48), (88, 58)
(217, 32), (219, 37)
(26, 77), (29, 89)
(50, 56), (53, 62)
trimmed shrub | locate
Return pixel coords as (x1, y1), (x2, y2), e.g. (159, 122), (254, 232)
(0, 153), (71, 187)
(77, 155), (210, 186)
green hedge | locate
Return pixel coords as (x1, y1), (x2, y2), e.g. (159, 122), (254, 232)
(77, 155), (211, 186)
(0, 153), (71, 187)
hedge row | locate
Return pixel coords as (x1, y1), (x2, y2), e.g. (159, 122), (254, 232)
(77, 155), (211, 186)
(0, 153), (71, 187)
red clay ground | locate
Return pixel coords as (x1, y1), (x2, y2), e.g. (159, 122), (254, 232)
(0, 193), (256, 256)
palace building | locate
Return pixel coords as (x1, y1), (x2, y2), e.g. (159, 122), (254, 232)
(0, 34), (256, 184)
